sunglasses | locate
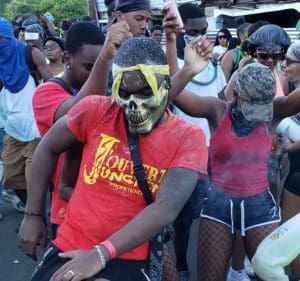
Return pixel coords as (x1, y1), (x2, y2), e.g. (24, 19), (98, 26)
(284, 55), (300, 67)
(43, 44), (59, 51)
(256, 52), (283, 61)
(218, 35), (227, 40)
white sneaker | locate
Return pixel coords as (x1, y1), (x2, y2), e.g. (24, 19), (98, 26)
(244, 256), (256, 278)
(227, 267), (251, 281)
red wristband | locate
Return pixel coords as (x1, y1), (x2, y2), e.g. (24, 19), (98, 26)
(101, 240), (117, 259)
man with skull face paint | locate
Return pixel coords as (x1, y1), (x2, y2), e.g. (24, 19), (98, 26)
(112, 63), (170, 134)
(17, 35), (212, 281)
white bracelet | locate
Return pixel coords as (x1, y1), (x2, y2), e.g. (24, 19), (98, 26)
(94, 245), (106, 269)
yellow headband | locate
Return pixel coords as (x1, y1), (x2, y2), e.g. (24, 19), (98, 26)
(112, 64), (169, 101)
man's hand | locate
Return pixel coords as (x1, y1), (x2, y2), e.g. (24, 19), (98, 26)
(162, 7), (184, 42)
(49, 249), (103, 281)
(17, 215), (48, 261)
(183, 36), (213, 75)
(101, 21), (131, 61)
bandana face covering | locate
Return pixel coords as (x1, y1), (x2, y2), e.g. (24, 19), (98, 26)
(0, 18), (29, 93)
(112, 64), (170, 134)
(230, 101), (257, 137)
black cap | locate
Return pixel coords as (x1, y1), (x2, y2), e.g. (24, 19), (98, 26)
(44, 36), (65, 51)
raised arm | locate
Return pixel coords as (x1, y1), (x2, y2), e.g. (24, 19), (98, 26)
(40, 15), (58, 37)
(32, 46), (53, 82)
(73, 21), (130, 101)
(54, 21), (130, 121)
(87, 0), (99, 26)
(163, 13), (180, 76)
(168, 36), (213, 102)
(163, 11), (213, 102)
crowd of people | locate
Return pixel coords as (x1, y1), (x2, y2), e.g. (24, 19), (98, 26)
(0, 0), (300, 281)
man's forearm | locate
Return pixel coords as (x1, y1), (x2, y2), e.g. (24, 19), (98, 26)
(106, 198), (180, 258)
(26, 144), (60, 214)
(104, 169), (198, 259)
(169, 65), (195, 102)
(166, 35), (179, 76)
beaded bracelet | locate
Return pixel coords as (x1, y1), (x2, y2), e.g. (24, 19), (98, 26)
(101, 240), (117, 259)
(94, 245), (106, 269)
(24, 210), (42, 216)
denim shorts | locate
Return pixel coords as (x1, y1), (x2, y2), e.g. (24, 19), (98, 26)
(200, 186), (281, 236)
(31, 244), (149, 281)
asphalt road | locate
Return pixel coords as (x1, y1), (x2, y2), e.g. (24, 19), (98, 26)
(0, 200), (42, 281)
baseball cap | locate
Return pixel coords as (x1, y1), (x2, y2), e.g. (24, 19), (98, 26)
(234, 63), (275, 122)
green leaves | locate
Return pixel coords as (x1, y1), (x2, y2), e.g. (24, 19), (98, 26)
(2, 0), (87, 27)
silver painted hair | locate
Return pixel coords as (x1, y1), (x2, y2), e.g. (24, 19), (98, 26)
(290, 41), (300, 60)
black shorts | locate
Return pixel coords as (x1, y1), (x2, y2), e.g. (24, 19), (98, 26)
(31, 244), (150, 281)
(285, 172), (300, 196)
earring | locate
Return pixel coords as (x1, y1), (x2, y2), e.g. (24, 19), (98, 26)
(66, 65), (70, 69)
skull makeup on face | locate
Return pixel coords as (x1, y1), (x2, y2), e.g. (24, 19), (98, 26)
(112, 64), (170, 134)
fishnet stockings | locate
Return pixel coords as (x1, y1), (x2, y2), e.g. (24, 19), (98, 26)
(197, 219), (233, 281)
(243, 223), (279, 260)
(162, 244), (179, 281)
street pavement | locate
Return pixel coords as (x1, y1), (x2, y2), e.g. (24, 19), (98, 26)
(0, 200), (42, 281)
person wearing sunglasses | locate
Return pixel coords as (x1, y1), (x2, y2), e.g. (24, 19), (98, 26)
(272, 41), (300, 280)
(213, 28), (232, 63)
(247, 24), (291, 97)
(43, 36), (65, 77)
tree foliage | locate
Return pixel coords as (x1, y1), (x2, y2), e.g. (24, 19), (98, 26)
(3, 0), (88, 26)
(0, 0), (11, 17)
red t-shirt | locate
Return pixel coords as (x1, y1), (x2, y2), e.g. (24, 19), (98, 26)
(53, 95), (207, 260)
(210, 104), (271, 196)
(32, 82), (73, 224)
